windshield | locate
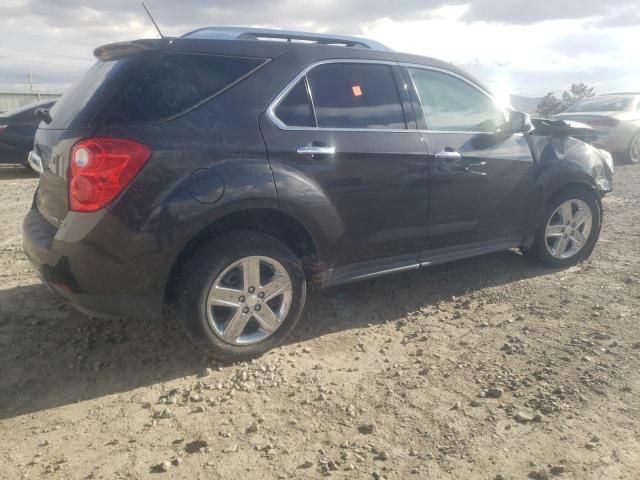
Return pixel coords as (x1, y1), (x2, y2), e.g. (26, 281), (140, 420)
(566, 96), (633, 112)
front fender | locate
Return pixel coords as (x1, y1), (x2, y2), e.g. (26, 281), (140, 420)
(523, 134), (612, 239)
(531, 135), (613, 198)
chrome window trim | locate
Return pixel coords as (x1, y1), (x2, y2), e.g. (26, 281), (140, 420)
(266, 58), (512, 136)
(400, 63), (496, 101)
(266, 59), (410, 133)
(401, 62), (509, 134)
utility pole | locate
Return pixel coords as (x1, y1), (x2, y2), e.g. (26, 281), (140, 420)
(27, 72), (41, 100)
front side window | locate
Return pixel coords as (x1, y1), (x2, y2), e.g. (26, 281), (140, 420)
(408, 68), (505, 133)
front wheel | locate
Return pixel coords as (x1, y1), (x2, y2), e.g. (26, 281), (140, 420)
(170, 231), (307, 361)
(531, 188), (601, 268)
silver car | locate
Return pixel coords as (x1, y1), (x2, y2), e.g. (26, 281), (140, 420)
(555, 93), (640, 163)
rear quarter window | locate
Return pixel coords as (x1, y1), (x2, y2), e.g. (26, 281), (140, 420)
(93, 53), (266, 126)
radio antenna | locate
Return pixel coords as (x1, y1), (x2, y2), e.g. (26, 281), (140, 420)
(142, 2), (164, 38)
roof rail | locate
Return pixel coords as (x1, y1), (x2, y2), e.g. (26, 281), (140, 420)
(181, 26), (392, 51)
(600, 92), (640, 96)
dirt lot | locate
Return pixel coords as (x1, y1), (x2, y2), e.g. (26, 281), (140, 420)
(0, 162), (639, 480)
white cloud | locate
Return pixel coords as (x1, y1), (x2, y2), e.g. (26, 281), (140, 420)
(0, 1), (638, 97)
(365, 10), (640, 96)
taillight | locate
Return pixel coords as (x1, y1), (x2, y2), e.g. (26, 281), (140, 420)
(69, 137), (151, 212)
(585, 118), (620, 128)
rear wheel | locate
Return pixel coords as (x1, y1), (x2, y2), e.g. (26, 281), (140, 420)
(625, 132), (640, 164)
(532, 187), (601, 268)
(170, 231), (306, 361)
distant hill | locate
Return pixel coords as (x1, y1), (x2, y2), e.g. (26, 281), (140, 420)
(510, 95), (542, 114)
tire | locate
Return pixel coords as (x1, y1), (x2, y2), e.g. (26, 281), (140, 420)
(624, 131), (640, 164)
(531, 187), (601, 268)
(169, 230), (306, 361)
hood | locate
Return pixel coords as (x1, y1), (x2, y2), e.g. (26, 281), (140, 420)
(530, 118), (595, 137)
(529, 120), (614, 195)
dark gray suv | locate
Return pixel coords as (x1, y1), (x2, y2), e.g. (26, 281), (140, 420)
(23, 27), (614, 360)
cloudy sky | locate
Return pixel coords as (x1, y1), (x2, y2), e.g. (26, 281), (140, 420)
(0, 0), (638, 98)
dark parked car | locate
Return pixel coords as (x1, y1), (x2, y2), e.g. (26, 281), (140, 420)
(23, 28), (614, 360)
(0, 100), (55, 167)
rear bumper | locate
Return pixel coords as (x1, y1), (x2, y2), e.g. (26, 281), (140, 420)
(22, 206), (166, 320)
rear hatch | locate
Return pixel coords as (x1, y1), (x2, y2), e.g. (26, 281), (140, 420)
(33, 38), (267, 226)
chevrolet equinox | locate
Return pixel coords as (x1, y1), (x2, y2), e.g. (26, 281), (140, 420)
(23, 27), (614, 360)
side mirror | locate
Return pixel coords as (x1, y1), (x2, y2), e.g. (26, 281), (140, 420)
(34, 107), (52, 124)
(507, 111), (532, 134)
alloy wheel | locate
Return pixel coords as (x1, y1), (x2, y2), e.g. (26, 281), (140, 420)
(206, 256), (293, 345)
(544, 199), (593, 259)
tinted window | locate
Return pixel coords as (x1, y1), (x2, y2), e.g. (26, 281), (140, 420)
(274, 78), (315, 127)
(44, 61), (118, 129)
(306, 63), (406, 129)
(409, 68), (505, 132)
(94, 53), (264, 125)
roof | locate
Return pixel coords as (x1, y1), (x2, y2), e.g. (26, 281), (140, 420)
(181, 26), (392, 51)
(94, 28), (493, 97)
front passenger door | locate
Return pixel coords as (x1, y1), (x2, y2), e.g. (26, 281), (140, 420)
(404, 66), (536, 255)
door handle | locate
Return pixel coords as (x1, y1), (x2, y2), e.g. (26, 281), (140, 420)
(296, 145), (336, 156)
(434, 150), (462, 160)
(463, 161), (487, 168)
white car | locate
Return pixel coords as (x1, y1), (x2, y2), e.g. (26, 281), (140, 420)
(555, 93), (640, 163)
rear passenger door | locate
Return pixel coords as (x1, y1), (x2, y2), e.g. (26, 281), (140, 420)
(259, 61), (430, 280)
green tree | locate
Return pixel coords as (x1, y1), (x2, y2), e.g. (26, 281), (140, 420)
(561, 82), (596, 109)
(537, 92), (563, 118)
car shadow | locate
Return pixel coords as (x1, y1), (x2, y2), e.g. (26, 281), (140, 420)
(0, 250), (549, 420)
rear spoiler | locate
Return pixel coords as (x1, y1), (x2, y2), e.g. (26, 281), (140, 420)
(93, 38), (174, 61)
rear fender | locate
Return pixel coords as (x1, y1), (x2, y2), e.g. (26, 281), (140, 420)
(268, 162), (344, 268)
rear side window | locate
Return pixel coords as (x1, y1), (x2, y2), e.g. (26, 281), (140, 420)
(307, 63), (406, 129)
(273, 63), (406, 130)
(94, 53), (265, 126)
(408, 68), (505, 132)
(274, 78), (315, 127)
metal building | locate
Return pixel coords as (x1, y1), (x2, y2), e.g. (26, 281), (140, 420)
(0, 88), (63, 114)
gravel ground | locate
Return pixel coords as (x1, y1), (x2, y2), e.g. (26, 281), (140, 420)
(0, 162), (639, 480)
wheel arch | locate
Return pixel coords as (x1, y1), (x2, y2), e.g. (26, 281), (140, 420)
(523, 175), (602, 251)
(165, 207), (323, 304)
